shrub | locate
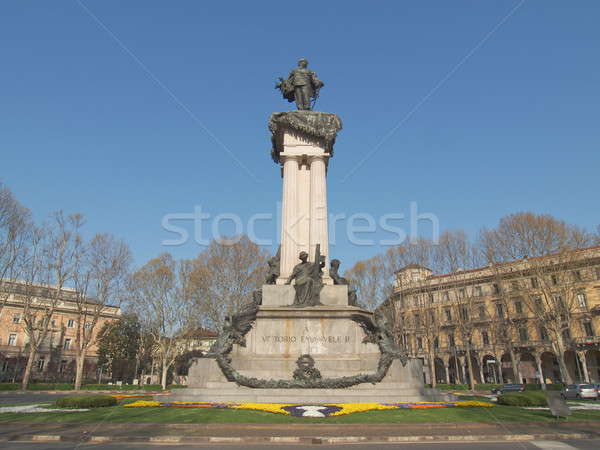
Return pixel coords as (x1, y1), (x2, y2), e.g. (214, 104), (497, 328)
(56, 395), (117, 408)
(0, 383), (20, 391)
(524, 384), (542, 391)
(496, 392), (552, 407)
(28, 383), (55, 391)
(168, 385), (187, 389)
(81, 384), (111, 390)
(54, 384), (75, 390)
(121, 384), (142, 390)
(547, 383), (564, 391)
(436, 384), (469, 391)
(142, 384), (163, 391)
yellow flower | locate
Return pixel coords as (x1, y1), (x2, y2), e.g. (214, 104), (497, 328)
(455, 401), (494, 408)
(328, 403), (396, 416)
(230, 403), (292, 415)
(123, 400), (161, 408)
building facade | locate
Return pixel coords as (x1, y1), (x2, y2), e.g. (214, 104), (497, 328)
(387, 247), (600, 387)
(0, 281), (120, 382)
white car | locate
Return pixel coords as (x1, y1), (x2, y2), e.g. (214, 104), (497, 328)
(561, 383), (598, 400)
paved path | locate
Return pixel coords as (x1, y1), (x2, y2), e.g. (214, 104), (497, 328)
(0, 421), (598, 445)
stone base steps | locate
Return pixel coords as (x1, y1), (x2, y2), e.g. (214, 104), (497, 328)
(158, 385), (456, 404)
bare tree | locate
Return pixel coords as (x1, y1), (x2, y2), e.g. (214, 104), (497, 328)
(478, 211), (596, 384)
(19, 212), (85, 389)
(434, 230), (480, 390)
(0, 182), (32, 312)
(195, 235), (270, 331)
(71, 233), (133, 390)
(129, 253), (200, 389)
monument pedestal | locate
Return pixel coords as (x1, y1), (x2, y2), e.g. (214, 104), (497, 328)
(162, 285), (456, 404)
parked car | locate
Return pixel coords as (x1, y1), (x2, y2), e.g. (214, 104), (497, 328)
(561, 383), (599, 400)
(491, 383), (525, 395)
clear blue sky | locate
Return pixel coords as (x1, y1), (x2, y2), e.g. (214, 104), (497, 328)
(1, 0), (599, 272)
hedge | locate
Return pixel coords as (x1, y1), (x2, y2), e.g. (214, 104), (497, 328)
(56, 395), (117, 408)
(435, 384), (469, 391)
(0, 383), (20, 391)
(496, 391), (552, 407)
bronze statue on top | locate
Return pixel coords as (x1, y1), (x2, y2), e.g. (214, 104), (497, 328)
(275, 58), (324, 110)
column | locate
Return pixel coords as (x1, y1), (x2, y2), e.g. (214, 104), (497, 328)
(534, 353), (546, 391)
(444, 362), (450, 385)
(278, 155), (300, 283)
(460, 357), (467, 385)
(577, 350), (590, 383)
(308, 155), (331, 282)
(478, 357), (486, 385)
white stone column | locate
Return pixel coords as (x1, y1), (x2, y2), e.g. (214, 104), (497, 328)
(577, 350), (590, 383)
(308, 155), (331, 283)
(534, 354), (546, 390)
(278, 155), (300, 283)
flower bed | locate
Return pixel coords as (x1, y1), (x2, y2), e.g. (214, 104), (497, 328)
(123, 400), (493, 417)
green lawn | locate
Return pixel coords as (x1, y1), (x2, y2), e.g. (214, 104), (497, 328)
(0, 396), (599, 424)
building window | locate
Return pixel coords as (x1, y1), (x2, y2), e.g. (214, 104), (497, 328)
(562, 329), (571, 340)
(59, 360), (68, 373)
(31, 316), (37, 325)
(84, 321), (91, 330)
(511, 281), (519, 291)
(539, 326), (549, 341)
(573, 270), (582, 281)
(416, 336), (423, 350)
(51, 319), (56, 327)
(443, 292), (450, 302)
(1, 360), (9, 372)
(67, 319), (75, 328)
(481, 330), (490, 345)
(8, 333), (17, 346)
(492, 283), (501, 295)
(473, 286), (482, 297)
(595, 267), (600, 280)
(518, 328), (528, 342)
(533, 296), (544, 311)
(414, 314), (421, 327)
(433, 337), (439, 349)
(447, 334), (455, 347)
(428, 293), (434, 304)
(36, 357), (45, 372)
(530, 277), (539, 288)
(429, 310), (436, 323)
(514, 300), (523, 314)
(413, 296), (419, 306)
(458, 289), (465, 300)
(413, 273), (420, 282)
(459, 306), (469, 322)
(12, 313), (21, 323)
(41, 317), (48, 327)
(444, 308), (452, 322)
(581, 321), (594, 338)
(495, 303), (504, 318)
(551, 275), (557, 285)
(576, 293), (588, 309)
(63, 338), (72, 350)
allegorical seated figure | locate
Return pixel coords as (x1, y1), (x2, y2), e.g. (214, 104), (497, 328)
(275, 58), (324, 110)
(285, 250), (324, 307)
(330, 259), (359, 307)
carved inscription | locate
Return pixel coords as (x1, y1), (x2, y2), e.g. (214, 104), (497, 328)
(262, 335), (351, 343)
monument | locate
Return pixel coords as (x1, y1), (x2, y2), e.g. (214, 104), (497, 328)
(166, 60), (454, 403)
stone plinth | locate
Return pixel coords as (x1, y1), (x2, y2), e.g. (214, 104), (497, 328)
(165, 358), (456, 404)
